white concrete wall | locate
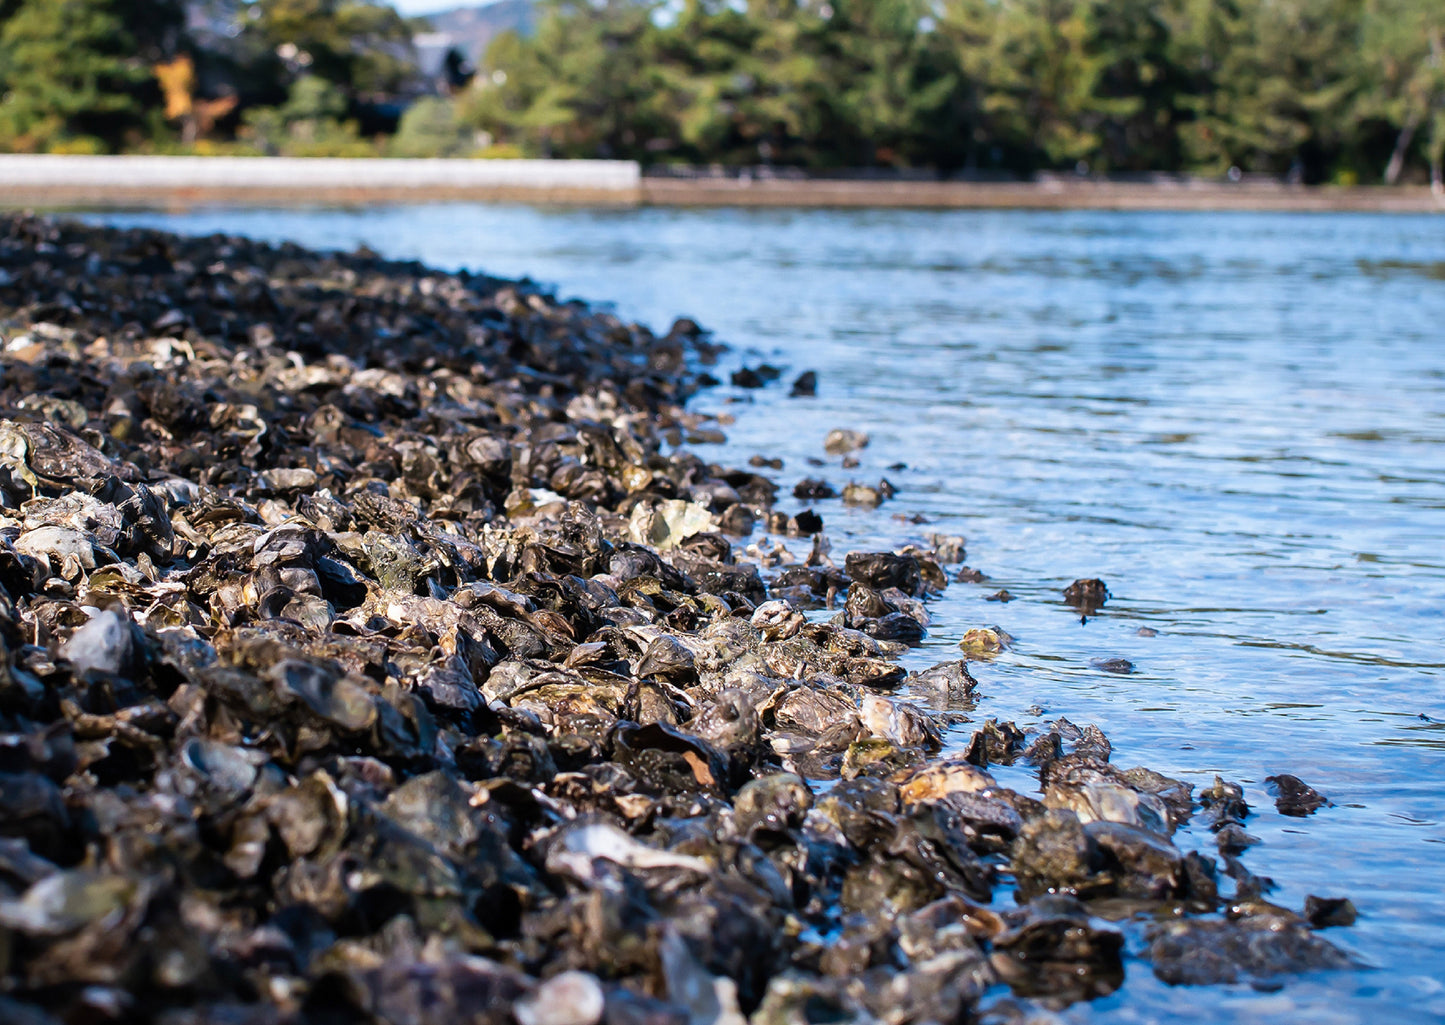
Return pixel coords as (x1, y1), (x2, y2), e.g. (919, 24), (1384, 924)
(0, 155), (641, 191)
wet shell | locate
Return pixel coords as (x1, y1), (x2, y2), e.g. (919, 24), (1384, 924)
(895, 757), (998, 805)
(859, 694), (942, 751)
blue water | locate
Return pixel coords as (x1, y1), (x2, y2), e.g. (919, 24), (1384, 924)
(82, 204), (1445, 1023)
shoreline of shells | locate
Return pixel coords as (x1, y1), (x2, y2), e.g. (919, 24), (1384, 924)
(0, 213), (1354, 1025)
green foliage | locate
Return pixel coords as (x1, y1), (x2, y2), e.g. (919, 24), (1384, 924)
(1359, 0), (1445, 185)
(0, 0), (162, 151)
(455, 0), (1445, 182)
(390, 96), (473, 157)
(282, 74), (349, 122)
(460, 0), (674, 160)
(1167, 0), (1362, 177)
(976, 0), (1106, 167)
(240, 75), (376, 156)
(242, 0), (419, 95)
(0, 0), (417, 152)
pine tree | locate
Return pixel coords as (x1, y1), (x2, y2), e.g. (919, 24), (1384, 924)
(0, 0), (149, 151)
(976, 0), (1109, 170)
(1168, 0), (1361, 179)
(244, 0), (418, 96)
(466, 0), (672, 160)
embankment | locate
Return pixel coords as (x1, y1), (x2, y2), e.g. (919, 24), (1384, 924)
(0, 155), (1439, 211)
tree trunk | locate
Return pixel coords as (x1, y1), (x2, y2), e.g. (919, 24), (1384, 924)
(1384, 110), (1419, 185)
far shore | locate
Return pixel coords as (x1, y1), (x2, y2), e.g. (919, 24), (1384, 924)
(641, 177), (1442, 212)
(0, 154), (1438, 212)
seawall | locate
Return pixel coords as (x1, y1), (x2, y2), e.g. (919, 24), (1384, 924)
(0, 154), (1439, 212)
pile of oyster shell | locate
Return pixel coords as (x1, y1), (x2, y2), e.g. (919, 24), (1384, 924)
(0, 214), (1352, 1025)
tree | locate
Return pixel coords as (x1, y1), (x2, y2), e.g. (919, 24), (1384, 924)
(1361, 0), (1445, 187)
(1085, 0), (1189, 171)
(946, 0), (1190, 173)
(414, 0), (1438, 179)
(1167, 0), (1362, 180)
(183, 0), (420, 120)
(240, 74), (373, 155)
(0, 0), (171, 151)
(242, 0), (419, 97)
(793, 0), (964, 167)
(720, 0), (837, 165)
(391, 96), (473, 156)
(968, 0), (1113, 170)
(464, 0), (674, 160)
(644, 0), (764, 162)
(936, 0), (1013, 170)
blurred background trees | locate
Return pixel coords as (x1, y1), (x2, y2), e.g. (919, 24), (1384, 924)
(0, 0), (1442, 184)
(0, 0), (184, 151)
(464, 0), (1445, 182)
(463, 0), (1443, 182)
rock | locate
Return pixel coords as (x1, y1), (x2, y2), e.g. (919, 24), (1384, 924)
(788, 509), (823, 535)
(840, 482), (882, 506)
(1090, 657), (1134, 674)
(844, 551), (924, 595)
(1304, 895), (1358, 928)
(732, 773), (813, 837)
(1213, 822), (1260, 854)
(927, 533), (967, 563)
(1198, 776), (1250, 829)
(1012, 809), (1096, 899)
(960, 720), (1026, 767)
(1265, 773), (1330, 816)
(990, 896), (1124, 1002)
(629, 500), (717, 550)
(906, 661), (979, 702)
(1145, 913), (1354, 985)
(859, 694), (942, 751)
(792, 478), (835, 500)
(0, 870), (140, 937)
(789, 371), (817, 397)
(896, 757), (996, 805)
(1044, 781), (1173, 835)
(749, 599), (804, 641)
(1063, 578), (1108, 612)
(824, 429), (869, 455)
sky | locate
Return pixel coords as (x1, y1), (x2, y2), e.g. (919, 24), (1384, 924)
(392, 0), (481, 15)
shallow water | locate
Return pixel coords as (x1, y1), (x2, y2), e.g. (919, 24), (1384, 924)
(84, 204), (1445, 1022)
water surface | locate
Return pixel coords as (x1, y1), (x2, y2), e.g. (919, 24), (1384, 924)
(85, 205), (1445, 1023)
